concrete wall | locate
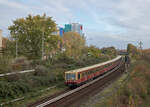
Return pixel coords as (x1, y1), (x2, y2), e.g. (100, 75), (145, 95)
(0, 29), (2, 49)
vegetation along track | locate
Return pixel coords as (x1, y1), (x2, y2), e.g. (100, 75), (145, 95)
(28, 59), (126, 107)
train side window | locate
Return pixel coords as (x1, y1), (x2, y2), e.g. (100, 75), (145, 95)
(78, 73), (80, 79)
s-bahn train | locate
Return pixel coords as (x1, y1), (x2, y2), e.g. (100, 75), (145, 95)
(65, 56), (123, 87)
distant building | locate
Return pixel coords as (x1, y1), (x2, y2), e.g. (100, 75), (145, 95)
(118, 50), (128, 55)
(2, 37), (8, 49)
(52, 23), (83, 37)
(52, 27), (64, 37)
(0, 29), (2, 50)
(64, 23), (83, 35)
(64, 24), (72, 32)
(59, 27), (64, 37)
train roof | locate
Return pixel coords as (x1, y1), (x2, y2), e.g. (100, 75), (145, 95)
(65, 56), (122, 74)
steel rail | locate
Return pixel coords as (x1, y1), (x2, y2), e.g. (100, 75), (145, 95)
(36, 59), (124, 107)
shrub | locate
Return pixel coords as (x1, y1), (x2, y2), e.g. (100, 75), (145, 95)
(0, 55), (13, 73)
(6, 74), (21, 82)
(11, 56), (31, 71)
(34, 65), (48, 76)
(48, 72), (57, 82)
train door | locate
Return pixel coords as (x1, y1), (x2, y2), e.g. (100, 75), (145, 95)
(78, 73), (81, 80)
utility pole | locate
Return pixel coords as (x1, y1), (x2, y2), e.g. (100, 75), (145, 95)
(41, 18), (45, 60)
(15, 34), (18, 59)
(139, 41), (143, 50)
(42, 31), (44, 60)
(16, 38), (18, 58)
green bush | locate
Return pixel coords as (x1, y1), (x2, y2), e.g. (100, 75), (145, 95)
(0, 55), (13, 73)
(11, 56), (31, 71)
(0, 81), (32, 99)
(6, 74), (21, 82)
(34, 65), (48, 76)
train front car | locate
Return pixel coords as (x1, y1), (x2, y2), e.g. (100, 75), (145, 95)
(65, 71), (77, 88)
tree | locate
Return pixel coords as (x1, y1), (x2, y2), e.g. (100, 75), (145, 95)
(4, 38), (16, 56)
(127, 43), (140, 59)
(86, 45), (101, 58)
(45, 35), (62, 59)
(101, 47), (117, 56)
(62, 32), (86, 59)
(8, 14), (57, 59)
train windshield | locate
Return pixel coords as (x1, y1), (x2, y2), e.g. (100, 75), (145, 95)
(66, 73), (76, 80)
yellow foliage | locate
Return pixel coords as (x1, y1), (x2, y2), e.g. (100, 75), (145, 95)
(127, 43), (141, 59)
(62, 32), (85, 59)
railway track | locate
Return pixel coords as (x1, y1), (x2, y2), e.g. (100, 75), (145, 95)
(28, 59), (125, 107)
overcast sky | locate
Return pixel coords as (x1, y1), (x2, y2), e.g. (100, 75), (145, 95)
(0, 0), (150, 49)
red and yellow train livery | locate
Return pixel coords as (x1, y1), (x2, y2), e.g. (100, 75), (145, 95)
(65, 56), (122, 87)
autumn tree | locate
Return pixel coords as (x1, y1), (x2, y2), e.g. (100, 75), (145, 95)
(101, 47), (117, 57)
(3, 38), (16, 56)
(86, 45), (101, 58)
(8, 14), (57, 59)
(62, 32), (86, 59)
(142, 49), (150, 61)
(127, 43), (141, 59)
(45, 35), (62, 58)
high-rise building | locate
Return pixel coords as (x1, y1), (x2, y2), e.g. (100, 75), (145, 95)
(0, 29), (2, 49)
(59, 27), (64, 37)
(52, 27), (64, 37)
(71, 23), (83, 35)
(52, 23), (83, 37)
(64, 23), (83, 35)
(64, 24), (72, 32)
